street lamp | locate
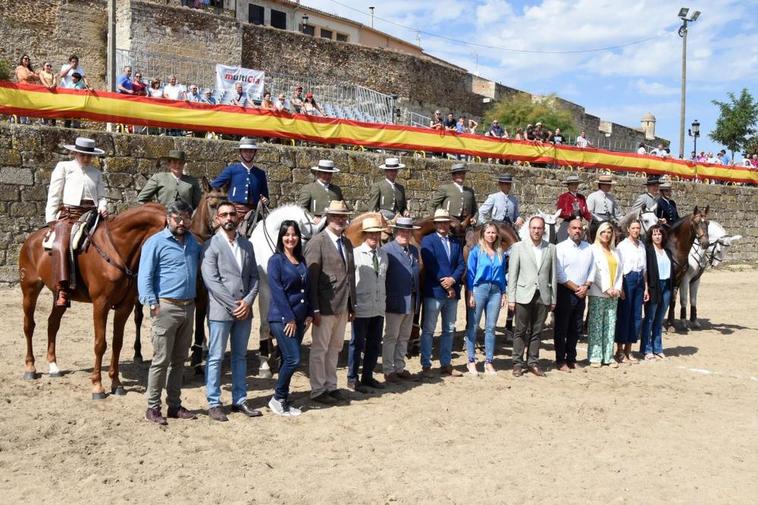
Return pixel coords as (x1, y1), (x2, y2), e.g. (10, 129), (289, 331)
(688, 119), (700, 159)
(677, 7), (701, 159)
(302, 14), (309, 34)
(369, 7), (375, 28)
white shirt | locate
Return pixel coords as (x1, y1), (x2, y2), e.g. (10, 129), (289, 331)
(575, 136), (589, 148)
(655, 247), (671, 280)
(532, 242), (544, 266)
(616, 238), (647, 275)
(163, 83), (184, 100)
(59, 64), (85, 88)
(222, 231), (244, 272)
(556, 239), (596, 286)
(385, 178), (395, 189)
(45, 159), (107, 222)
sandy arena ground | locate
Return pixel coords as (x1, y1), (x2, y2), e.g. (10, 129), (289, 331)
(0, 269), (756, 504)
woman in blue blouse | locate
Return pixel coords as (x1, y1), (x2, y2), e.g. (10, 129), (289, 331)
(267, 220), (312, 417)
(465, 222), (507, 376)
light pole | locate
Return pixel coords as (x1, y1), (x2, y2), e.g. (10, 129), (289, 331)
(677, 7), (701, 159)
(688, 119), (700, 159)
(369, 6), (375, 28)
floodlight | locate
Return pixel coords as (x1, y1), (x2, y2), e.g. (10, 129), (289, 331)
(691, 10), (701, 21)
(678, 7), (689, 18)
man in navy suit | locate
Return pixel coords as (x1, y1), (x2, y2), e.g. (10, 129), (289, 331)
(419, 209), (465, 378)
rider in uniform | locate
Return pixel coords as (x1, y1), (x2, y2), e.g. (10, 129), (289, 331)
(429, 163), (477, 225)
(631, 175), (661, 213)
(477, 174), (523, 228)
(137, 150), (202, 210)
(586, 173), (623, 241)
(297, 159), (344, 223)
(210, 137), (269, 221)
(556, 174), (592, 222)
(656, 178), (680, 226)
(367, 158), (408, 221)
(45, 137), (109, 307)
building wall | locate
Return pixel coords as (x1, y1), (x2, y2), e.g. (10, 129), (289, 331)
(0, 123), (753, 285)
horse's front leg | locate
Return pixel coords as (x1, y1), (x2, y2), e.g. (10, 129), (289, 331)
(133, 301), (144, 363)
(22, 280), (44, 379)
(91, 301), (109, 400)
(46, 304), (68, 377)
(109, 303), (133, 396)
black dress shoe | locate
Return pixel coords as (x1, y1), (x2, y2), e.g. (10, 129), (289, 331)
(362, 377), (385, 389)
(348, 381), (369, 394)
(145, 407), (167, 426)
(512, 365), (524, 377)
(328, 389), (350, 403)
(208, 406), (228, 422)
(232, 401), (263, 417)
(311, 392), (338, 404)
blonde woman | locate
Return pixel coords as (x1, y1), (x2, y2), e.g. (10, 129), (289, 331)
(587, 221), (623, 367)
(465, 222), (507, 376)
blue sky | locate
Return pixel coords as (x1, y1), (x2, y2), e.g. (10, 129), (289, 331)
(302, 0), (758, 160)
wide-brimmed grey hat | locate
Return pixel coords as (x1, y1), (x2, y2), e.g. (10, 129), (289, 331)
(379, 158), (405, 170)
(562, 174), (582, 185)
(645, 175), (661, 185)
(497, 174), (514, 184)
(64, 137), (105, 156)
(311, 159), (341, 173)
(161, 149), (187, 162)
(450, 163), (467, 173)
(390, 217), (421, 230)
(239, 137), (259, 150)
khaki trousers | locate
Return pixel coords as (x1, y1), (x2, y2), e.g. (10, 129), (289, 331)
(146, 301), (194, 409)
(382, 311), (414, 374)
(309, 312), (348, 397)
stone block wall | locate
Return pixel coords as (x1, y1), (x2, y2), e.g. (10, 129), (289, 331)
(0, 124), (754, 285)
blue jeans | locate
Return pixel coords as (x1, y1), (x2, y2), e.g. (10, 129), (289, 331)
(270, 321), (305, 401)
(465, 283), (503, 363)
(205, 318), (251, 408)
(348, 316), (384, 382)
(615, 271), (644, 344)
(640, 280), (671, 354)
(420, 297), (458, 368)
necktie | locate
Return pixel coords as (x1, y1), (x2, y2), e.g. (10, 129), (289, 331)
(372, 250), (379, 274)
(336, 237), (346, 265)
(443, 237), (451, 261)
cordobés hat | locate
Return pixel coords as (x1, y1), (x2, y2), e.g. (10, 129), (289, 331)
(390, 217), (421, 230)
(562, 174), (582, 185)
(659, 176), (672, 189)
(64, 137), (105, 156)
(595, 174), (616, 185)
(497, 174), (514, 184)
(432, 209), (452, 222)
(645, 175), (661, 185)
(161, 149), (187, 162)
(311, 159), (340, 173)
(239, 137), (259, 150)
(324, 200), (352, 215)
(379, 158), (405, 170)
(450, 163), (467, 173)
(361, 217), (386, 233)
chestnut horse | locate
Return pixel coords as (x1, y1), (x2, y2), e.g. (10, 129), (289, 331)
(344, 212), (390, 247)
(19, 204), (166, 399)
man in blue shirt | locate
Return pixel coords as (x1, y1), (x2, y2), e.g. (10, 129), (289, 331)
(210, 137), (269, 221)
(138, 200), (202, 425)
(116, 66), (133, 94)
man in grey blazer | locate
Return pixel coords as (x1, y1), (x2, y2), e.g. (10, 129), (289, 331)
(201, 201), (260, 421)
(304, 200), (357, 405)
(507, 215), (557, 377)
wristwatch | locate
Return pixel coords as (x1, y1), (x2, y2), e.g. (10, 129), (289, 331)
(149, 304), (157, 311)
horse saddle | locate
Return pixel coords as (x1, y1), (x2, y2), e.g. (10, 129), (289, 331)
(42, 210), (99, 252)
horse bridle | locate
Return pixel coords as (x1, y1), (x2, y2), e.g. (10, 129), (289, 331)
(88, 217), (136, 279)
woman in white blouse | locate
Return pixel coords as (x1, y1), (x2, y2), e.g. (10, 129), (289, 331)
(614, 220), (649, 363)
(640, 225), (674, 360)
(587, 222), (623, 367)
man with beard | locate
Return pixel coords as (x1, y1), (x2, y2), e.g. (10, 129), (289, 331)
(138, 200), (203, 425)
(201, 201), (261, 422)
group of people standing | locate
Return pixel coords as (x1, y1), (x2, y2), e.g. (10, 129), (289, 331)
(44, 135), (680, 426)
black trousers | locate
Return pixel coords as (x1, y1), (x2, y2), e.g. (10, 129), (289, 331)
(553, 285), (586, 364)
(512, 291), (549, 367)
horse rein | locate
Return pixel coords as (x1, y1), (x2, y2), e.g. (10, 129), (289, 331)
(88, 218), (135, 279)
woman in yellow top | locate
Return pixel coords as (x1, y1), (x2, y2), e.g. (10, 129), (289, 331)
(587, 222), (623, 367)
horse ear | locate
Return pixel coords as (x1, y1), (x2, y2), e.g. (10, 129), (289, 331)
(693, 205), (699, 215)
(201, 176), (211, 192)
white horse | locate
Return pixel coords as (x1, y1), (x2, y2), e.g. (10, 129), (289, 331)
(519, 210), (562, 244)
(616, 205), (659, 240)
(677, 221), (742, 329)
(250, 205), (325, 376)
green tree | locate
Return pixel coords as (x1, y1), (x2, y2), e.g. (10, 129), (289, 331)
(709, 88), (758, 159)
(743, 135), (758, 158)
(0, 58), (11, 81)
(485, 93), (578, 137)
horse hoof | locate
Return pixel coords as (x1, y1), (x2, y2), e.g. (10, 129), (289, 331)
(111, 386), (126, 396)
(23, 371), (37, 380)
(49, 371), (63, 378)
(91, 392), (107, 400)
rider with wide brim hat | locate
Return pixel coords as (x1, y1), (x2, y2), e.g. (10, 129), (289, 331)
(586, 173), (623, 241)
(297, 160), (345, 222)
(137, 149), (202, 210)
(368, 158), (408, 221)
(429, 163), (478, 225)
(478, 173), (524, 228)
(45, 137), (109, 307)
(210, 137), (269, 221)
(631, 174), (662, 214)
(655, 177), (680, 225)
(556, 173), (592, 222)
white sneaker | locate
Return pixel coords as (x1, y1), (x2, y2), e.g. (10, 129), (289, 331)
(466, 362), (479, 377)
(269, 397), (302, 417)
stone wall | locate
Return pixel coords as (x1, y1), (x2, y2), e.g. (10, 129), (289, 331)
(0, 124), (754, 285)
(0, 0), (108, 87)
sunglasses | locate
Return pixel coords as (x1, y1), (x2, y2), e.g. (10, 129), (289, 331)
(169, 214), (191, 223)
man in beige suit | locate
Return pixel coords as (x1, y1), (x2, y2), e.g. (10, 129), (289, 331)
(506, 215), (557, 377)
(304, 200), (357, 404)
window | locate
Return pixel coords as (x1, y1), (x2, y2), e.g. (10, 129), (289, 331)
(248, 4), (264, 25)
(271, 9), (286, 30)
(320, 28), (333, 40)
(303, 24), (315, 36)
(336, 33), (348, 42)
